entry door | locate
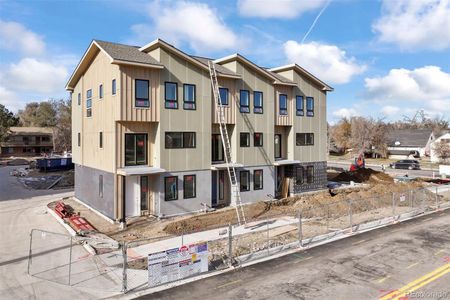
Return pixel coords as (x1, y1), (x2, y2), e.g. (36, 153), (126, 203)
(274, 134), (282, 159)
(125, 176), (140, 217)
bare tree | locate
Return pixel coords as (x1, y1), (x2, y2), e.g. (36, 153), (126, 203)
(329, 118), (352, 152)
(433, 140), (450, 163)
(52, 99), (72, 152)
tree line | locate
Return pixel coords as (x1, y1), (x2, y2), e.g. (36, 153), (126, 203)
(329, 110), (450, 162)
(0, 99), (71, 153)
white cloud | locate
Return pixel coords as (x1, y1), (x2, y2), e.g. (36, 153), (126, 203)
(365, 66), (450, 115)
(332, 108), (359, 119)
(131, 1), (237, 52)
(0, 19), (45, 55)
(373, 0), (450, 51)
(238, 0), (328, 18)
(283, 41), (366, 84)
(381, 105), (400, 116)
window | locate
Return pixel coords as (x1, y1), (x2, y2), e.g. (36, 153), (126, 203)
(183, 175), (196, 199)
(219, 88), (228, 105)
(296, 96), (304, 116)
(112, 79), (116, 95)
(240, 90), (250, 113)
(86, 89), (92, 117)
(212, 134), (224, 161)
(296, 133), (314, 146)
(99, 132), (103, 148)
(306, 166), (314, 183)
(165, 132), (196, 148)
(306, 97), (314, 117)
(165, 176), (178, 201)
(135, 79), (150, 107)
(99, 175), (103, 198)
(125, 134), (147, 166)
(99, 84), (103, 99)
(274, 134), (282, 159)
(219, 171), (225, 200)
(295, 166), (304, 185)
(240, 171), (250, 191)
(279, 94), (288, 115)
(77, 93), (81, 105)
(254, 170), (263, 190)
(140, 176), (148, 211)
(254, 91), (263, 114)
(254, 132), (263, 147)
(77, 133), (81, 147)
(183, 84), (196, 110)
(240, 132), (250, 147)
(165, 82), (178, 109)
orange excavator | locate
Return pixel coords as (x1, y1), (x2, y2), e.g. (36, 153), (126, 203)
(350, 144), (366, 171)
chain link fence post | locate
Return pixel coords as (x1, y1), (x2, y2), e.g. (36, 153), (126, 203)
(228, 224), (232, 267)
(68, 236), (73, 286)
(298, 210), (303, 247)
(27, 229), (33, 275)
(326, 204), (330, 233)
(348, 200), (353, 233)
(266, 220), (270, 256)
(122, 242), (128, 293)
(392, 192), (396, 218)
(435, 186), (439, 210)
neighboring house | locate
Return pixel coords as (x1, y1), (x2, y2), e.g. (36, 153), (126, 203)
(65, 39), (332, 221)
(387, 129), (434, 159)
(430, 132), (450, 163)
(0, 127), (53, 157)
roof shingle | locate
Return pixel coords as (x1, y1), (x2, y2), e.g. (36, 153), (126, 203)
(94, 40), (162, 67)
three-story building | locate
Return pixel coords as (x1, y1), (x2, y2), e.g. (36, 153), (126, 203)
(66, 39), (332, 222)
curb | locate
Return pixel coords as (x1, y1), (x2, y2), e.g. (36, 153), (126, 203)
(46, 205), (96, 256)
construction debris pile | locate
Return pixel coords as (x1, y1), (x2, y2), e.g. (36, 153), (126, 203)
(332, 168), (394, 183)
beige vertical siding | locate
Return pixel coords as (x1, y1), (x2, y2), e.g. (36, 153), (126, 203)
(274, 85), (294, 126)
(119, 66), (160, 122)
(212, 77), (236, 124)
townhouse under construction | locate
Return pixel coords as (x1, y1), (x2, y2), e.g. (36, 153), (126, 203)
(66, 38), (332, 222)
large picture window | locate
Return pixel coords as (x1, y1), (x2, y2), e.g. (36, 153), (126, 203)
(240, 90), (250, 113)
(296, 133), (314, 146)
(165, 176), (178, 201)
(253, 91), (263, 114)
(219, 87), (228, 105)
(183, 84), (196, 110)
(279, 94), (288, 115)
(135, 79), (150, 107)
(183, 175), (196, 199)
(240, 171), (250, 191)
(254, 170), (263, 190)
(165, 82), (178, 109)
(165, 132), (196, 148)
(240, 132), (250, 147)
(125, 133), (147, 166)
(306, 97), (314, 117)
(296, 96), (304, 116)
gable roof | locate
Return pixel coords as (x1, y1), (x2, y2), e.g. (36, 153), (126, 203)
(214, 53), (295, 85)
(95, 40), (162, 67)
(387, 129), (433, 147)
(267, 70), (296, 85)
(66, 40), (163, 91)
(191, 55), (240, 78)
(269, 64), (333, 91)
(139, 39), (241, 79)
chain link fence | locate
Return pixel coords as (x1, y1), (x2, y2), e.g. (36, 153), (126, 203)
(29, 186), (450, 294)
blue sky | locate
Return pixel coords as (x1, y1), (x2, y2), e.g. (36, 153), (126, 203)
(1, 0), (449, 123)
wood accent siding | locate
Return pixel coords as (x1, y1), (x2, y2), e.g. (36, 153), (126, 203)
(119, 66), (160, 122)
(212, 77), (236, 124)
(275, 85), (294, 126)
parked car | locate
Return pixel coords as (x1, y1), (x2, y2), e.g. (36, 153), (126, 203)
(389, 160), (421, 170)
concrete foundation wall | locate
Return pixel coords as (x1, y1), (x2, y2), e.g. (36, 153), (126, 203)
(75, 164), (115, 218)
(157, 169), (212, 217)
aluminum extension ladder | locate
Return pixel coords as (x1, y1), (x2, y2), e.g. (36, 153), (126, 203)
(208, 61), (246, 226)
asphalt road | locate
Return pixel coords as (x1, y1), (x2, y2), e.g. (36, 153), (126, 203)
(0, 165), (73, 201)
(328, 161), (438, 179)
(142, 210), (450, 300)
